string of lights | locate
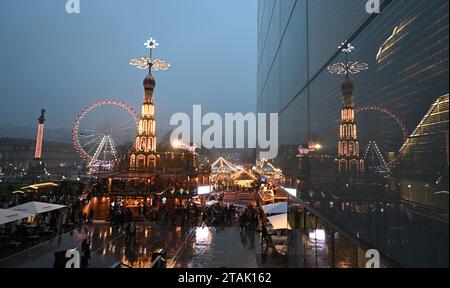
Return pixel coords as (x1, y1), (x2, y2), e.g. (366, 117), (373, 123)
(72, 99), (139, 165)
(130, 38), (171, 72)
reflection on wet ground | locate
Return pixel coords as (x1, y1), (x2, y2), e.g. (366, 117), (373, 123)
(90, 224), (193, 268)
(170, 226), (286, 268)
(0, 224), (119, 268)
(293, 195), (449, 267)
(0, 223), (194, 268)
(0, 222), (355, 268)
(285, 228), (357, 268)
(0, 223), (292, 268)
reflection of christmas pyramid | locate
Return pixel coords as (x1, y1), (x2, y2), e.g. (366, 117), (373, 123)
(363, 141), (389, 173)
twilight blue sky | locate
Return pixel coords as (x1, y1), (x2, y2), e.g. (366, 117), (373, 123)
(0, 0), (257, 135)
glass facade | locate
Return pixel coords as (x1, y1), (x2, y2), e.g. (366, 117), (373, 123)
(258, 0), (449, 267)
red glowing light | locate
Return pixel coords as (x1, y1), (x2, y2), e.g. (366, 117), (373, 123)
(34, 123), (44, 159)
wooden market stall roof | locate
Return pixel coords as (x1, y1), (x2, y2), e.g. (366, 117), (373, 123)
(232, 170), (257, 181)
(21, 182), (59, 192)
(96, 171), (158, 179)
(210, 157), (238, 174)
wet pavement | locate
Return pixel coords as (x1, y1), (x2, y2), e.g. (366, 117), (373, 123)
(169, 226), (286, 268)
(0, 223), (290, 268)
(0, 223), (193, 268)
(90, 224), (193, 268)
(0, 224), (120, 268)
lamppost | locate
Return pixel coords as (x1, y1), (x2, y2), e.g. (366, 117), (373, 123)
(296, 145), (310, 200)
(297, 143), (323, 200)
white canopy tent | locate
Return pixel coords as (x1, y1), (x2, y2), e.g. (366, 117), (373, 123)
(9, 201), (66, 215)
(262, 202), (287, 215)
(0, 209), (32, 225)
(12, 191), (25, 195)
(267, 213), (292, 230)
(205, 200), (218, 207)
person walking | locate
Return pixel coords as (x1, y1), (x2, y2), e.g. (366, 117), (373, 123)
(239, 212), (246, 232)
(126, 209), (132, 223)
(82, 212), (87, 226)
(261, 225), (269, 248)
(78, 210), (83, 226)
(201, 209), (207, 227)
(80, 239), (91, 268)
(125, 222), (130, 244)
(143, 203), (148, 218)
(181, 206), (186, 227)
(88, 208), (95, 224)
(128, 222), (137, 246)
(154, 208), (160, 224)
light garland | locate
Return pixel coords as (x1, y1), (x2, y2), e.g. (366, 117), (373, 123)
(72, 99), (139, 165)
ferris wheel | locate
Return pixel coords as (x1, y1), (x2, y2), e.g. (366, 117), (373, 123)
(72, 99), (139, 169)
(355, 104), (409, 168)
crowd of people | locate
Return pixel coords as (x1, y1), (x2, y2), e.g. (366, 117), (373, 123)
(2, 178), (270, 267)
(109, 203), (135, 228)
(238, 205), (260, 232)
(0, 187), (97, 261)
(201, 203), (238, 227)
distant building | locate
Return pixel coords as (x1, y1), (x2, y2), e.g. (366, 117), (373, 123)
(0, 138), (82, 173)
(393, 94), (449, 209)
(398, 94), (449, 177)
